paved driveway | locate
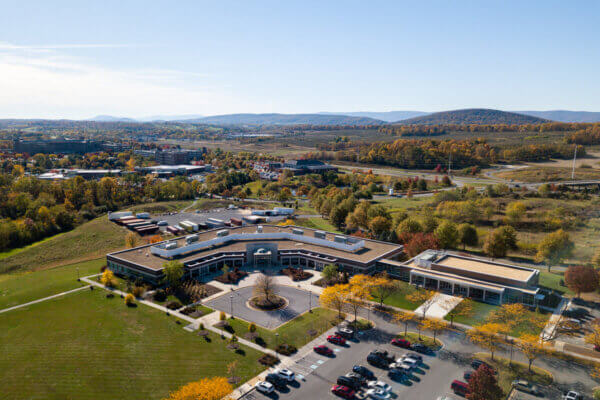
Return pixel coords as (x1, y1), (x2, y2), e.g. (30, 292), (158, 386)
(205, 285), (319, 329)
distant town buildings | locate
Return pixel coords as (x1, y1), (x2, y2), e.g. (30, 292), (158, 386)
(12, 138), (104, 154)
(135, 164), (211, 177)
(252, 159), (337, 180)
(38, 169), (123, 180)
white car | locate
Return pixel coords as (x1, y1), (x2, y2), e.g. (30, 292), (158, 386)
(274, 368), (295, 381)
(367, 380), (392, 392)
(389, 362), (412, 374)
(399, 356), (420, 368)
(255, 381), (274, 394)
(366, 388), (391, 400)
(436, 397), (458, 400)
(563, 391), (582, 400)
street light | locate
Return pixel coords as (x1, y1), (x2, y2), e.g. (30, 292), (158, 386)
(308, 290), (312, 313)
(275, 332), (279, 347)
(229, 295), (234, 318)
(76, 267), (80, 281)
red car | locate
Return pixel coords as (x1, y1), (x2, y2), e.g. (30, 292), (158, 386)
(451, 380), (470, 396)
(327, 335), (347, 345)
(314, 345), (334, 356)
(391, 338), (411, 348)
(595, 344), (600, 352)
(331, 384), (355, 399)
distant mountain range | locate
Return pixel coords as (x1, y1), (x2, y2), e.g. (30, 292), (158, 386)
(86, 109), (600, 125)
(394, 108), (550, 125)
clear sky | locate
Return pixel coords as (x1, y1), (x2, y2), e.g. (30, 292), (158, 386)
(1, 0), (599, 119)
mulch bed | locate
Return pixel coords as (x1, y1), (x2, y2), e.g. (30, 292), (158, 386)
(280, 267), (313, 281)
(250, 295), (285, 310)
(214, 268), (249, 284)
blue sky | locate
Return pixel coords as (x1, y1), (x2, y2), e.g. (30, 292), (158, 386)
(1, 0), (599, 119)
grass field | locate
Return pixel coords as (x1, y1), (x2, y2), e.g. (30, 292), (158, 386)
(0, 290), (265, 400)
(223, 308), (340, 350)
(496, 166), (600, 182)
(444, 301), (498, 327)
(0, 216), (126, 274)
(292, 217), (342, 233)
(0, 258), (104, 310)
(380, 282), (425, 311)
(473, 353), (553, 396)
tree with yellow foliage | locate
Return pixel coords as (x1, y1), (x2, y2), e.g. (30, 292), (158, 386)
(517, 333), (546, 372)
(100, 269), (117, 288)
(394, 312), (417, 337)
(585, 321), (600, 349)
(124, 293), (135, 306)
(407, 289), (436, 318)
(126, 157), (136, 171)
(320, 284), (350, 319)
(487, 303), (527, 339)
(163, 376), (232, 400)
(420, 318), (447, 344)
(370, 273), (396, 307)
(467, 323), (506, 360)
(445, 298), (474, 327)
(125, 232), (138, 248)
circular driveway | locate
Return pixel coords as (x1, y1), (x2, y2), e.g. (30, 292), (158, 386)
(205, 285), (320, 329)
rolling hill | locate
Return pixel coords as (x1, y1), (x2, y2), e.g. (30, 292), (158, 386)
(517, 110), (600, 123)
(182, 113), (384, 126)
(318, 111), (428, 122)
(395, 108), (550, 125)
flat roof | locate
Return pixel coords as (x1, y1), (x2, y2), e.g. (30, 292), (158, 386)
(110, 225), (402, 271)
(435, 255), (535, 282)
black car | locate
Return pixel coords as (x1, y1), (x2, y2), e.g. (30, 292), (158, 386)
(337, 375), (361, 391)
(367, 354), (389, 368)
(265, 373), (287, 389)
(370, 349), (395, 363)
(335, 327), (354, 339)
(411, 343), (431, 354)
(464, 371), (473, 381)
(471, 359), (495, 373)
(388, 368), (406, 381)
(352, 365), (375, 380)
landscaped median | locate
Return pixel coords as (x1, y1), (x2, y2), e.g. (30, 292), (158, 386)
(473, 353), (553, 396)
(395, 332), (443, 350)
(214, 307), (341, 353)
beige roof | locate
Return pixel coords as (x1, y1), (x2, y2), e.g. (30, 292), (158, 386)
(435, 255), (534, 282)
(110, 225), (402, 271)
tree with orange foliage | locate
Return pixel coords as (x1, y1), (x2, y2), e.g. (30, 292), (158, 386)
(467, 323), (507, 360)
(517, 334), (547, 372)
(320, 284), (350, 319)
(149, 234), (164, 244)
(394, 312), (417, 337)
(163, 376), (232, 400)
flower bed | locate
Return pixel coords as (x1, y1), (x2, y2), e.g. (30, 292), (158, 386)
(280, 267), (313, 281)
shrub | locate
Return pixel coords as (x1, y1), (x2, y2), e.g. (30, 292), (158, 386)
(132, 286), (145, 298)
(249, 322), (257, 333)
(275, 343), (297, 356)
(258, 354), (280, 366)
(124, 293), (135, 306)
(220, 311), (227, 321)
(153, 289), (167, 302)
(166, 300), (182, 310)
(180, 306), (197, 315)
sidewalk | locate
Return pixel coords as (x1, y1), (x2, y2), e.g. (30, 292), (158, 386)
(414, 293), (462, 319)
(0, 284), (91, 314)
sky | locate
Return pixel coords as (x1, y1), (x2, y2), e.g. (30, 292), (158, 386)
(1, 0), (599, 119)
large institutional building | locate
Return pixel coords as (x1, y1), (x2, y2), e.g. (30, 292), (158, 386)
(106, 225), (542, 306)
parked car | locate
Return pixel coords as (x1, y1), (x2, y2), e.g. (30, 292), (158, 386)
(255, 381), (274, 394)
(328, 335), (347, 345)
(463, 371), (473, 381)
(352, 365), (375, 380)
(388, 368), (406, 381)
(336, 327), (354, 338)
(411, 343), (431, 354)
(366, 388), (391, 400)
(404, 352), (423, 362)
(345, 372), (365, 385)
(398, 355), (420, 369)
(274, 368), (295, 381)
(367, 354), (389, 368)
(512, 380), (540, 395)
(391, 338), (411, 348)
(265, 373), (287, 389)
(563, 390), (582, 400)
(331, 384), (355, 399)
(370, 349), (395, 363)
(471, 359), (495, 373)
(157, 220), (168, 226)
(337, 375), (361, 391)
(388, 362), (412, 374)
(451, 380), (470, 396)
(314, 345), (334, 356)
(367, 380), (392, 392)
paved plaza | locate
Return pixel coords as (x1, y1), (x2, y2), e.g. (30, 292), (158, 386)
(205, 285), (320, 329)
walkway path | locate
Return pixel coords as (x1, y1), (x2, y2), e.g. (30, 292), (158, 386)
(0, 284), (91, 314)
(414, 293), (462, 319)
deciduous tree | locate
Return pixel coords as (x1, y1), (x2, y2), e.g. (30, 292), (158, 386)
(536, 229), (574, 272)
(564, 265), (599, 298)
(445, 298), (474, 327)
(125, 231), (138, 248)
(253, 274), (278, 304)
(420, 318), (446, 343)
(517, 333), (546, 372)
(394, 311), (416, 337)
(457, 223), (478, 250)
(434, 220), (459, 249)
(467, 323), (506, 360)
(370, 274), (396, 306)
(467, 364), (503, 400)
(320, 284), (350, 318)
(162, 260), (184, 289)
(407, 289), (436, 319)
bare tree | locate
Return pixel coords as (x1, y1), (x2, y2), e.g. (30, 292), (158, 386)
(253, 274), (278, 304)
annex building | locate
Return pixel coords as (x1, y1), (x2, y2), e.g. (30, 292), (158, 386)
(106, 226), (543, 306)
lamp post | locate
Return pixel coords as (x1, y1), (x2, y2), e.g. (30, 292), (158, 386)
(230, 295), (234, 318)
(76, 267), (80, 281)
(308, 289), (312, 313)
(275, 332), (279, 347)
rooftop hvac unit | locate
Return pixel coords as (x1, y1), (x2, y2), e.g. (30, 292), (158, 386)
(257, 225), (263, 233)
(334, 235), (347, 244)
(292, 228), (304, 235)
(165, 242), (178, 250)
(186, 234), (199, 243)
(216, 229), (229, 237)
(314, 230), (326, 239)
(415, 258), (432, 269)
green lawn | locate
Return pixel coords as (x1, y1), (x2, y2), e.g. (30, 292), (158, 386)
(0, 258), (104, 310)
(0, 290), (266, 400)
(539, 270), (573, 296)
(292, 217), (342, 233)
(0, 215), (127, 274)
(380, 282), (425, 311)
(444, 301), (499, 327)
(223, 308), (341, 349)
(473, 353), (553, 396)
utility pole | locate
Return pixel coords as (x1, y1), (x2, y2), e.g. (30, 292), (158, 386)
(572, 145), (577, 181)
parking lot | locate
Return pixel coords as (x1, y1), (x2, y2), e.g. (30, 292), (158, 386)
(241, 323), (474, 400)
(151, 208), (287, 232)
(556, 298), (600, 348)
